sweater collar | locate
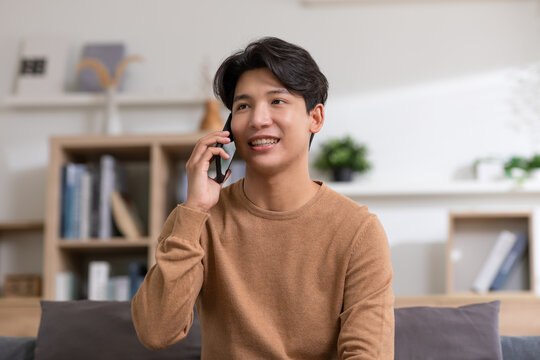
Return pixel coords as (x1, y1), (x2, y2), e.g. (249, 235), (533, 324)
(232, 178), (327, 220)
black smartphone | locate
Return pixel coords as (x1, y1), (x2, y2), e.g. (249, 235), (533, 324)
(208, 113), (235, 183)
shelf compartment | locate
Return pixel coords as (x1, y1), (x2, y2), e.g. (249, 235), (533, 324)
(58, 238), (150, 252)
(0, 222), (43, 232)
(447, 211), (534, 294)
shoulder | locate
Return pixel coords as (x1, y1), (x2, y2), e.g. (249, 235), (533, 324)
(315, 182), (384, 244)
(320, 182), (375, 224)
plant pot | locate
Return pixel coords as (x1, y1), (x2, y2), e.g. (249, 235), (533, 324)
(332, 167), (354, 182)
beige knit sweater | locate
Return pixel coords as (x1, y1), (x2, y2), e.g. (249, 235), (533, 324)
(132, 179), (394, 359)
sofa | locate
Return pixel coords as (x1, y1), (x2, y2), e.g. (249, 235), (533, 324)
(0, 300), (539, 360)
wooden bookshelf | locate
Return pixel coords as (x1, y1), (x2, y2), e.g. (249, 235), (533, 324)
(0, 221), (44, 299)
(0, 297), (41, 337)
(0, 222), (44, 336)
(58, 239), (150, 252)
(0, 221), (43, 231)
(43, 132), (208, 300)
(446, 211), (535, 295)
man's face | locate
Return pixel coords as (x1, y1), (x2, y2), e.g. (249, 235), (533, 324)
(231, 67), (322, 176)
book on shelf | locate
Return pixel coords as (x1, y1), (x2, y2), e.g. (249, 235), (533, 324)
(55, 271), (77, 301)
(60, 154), (145, 241)
(87, 261), (146, 301)
(88, 261), (110, 301)
(61, 163), (88, 239)
(110, 190), (144, 239)
(128, 262), (147, 299)
(99, 155), (116, 240)
(107, 276), (130, 301)
(79, 168), (92, 239)
(489, 232), (528, 291)
(472, 230), (517, 294)
(89, 162), (101, 238)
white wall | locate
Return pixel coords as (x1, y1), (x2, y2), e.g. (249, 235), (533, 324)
(2, 0), (540, 295)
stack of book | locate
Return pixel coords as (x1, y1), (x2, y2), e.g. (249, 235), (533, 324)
(55, 261), (147, 301)
(471, 230), (529, 293)
(60, 154), (144, 240)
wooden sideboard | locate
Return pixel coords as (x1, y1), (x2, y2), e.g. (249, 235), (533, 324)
(1, 294), (538, 337)
(0, 298), (41, 337)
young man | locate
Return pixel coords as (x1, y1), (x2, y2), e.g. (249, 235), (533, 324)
(132, 37), (394, 359)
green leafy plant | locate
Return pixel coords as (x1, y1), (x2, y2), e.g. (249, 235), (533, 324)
(314, 135), (371, 173)
(501, 154), (540, 186)
(528, 154), (540, 171)
(503, 156), (529, 177)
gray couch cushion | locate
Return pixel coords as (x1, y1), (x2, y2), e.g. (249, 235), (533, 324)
(501, 336), (540, 360)
(34, 300), (201, 360)
(395, 300), (503, 360)
(0, 336), (35, 360)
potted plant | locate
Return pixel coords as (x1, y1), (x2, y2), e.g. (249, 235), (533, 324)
(526, 154), (540, 181)
(504, 156), (534, 185)
(314, 135), (371, 182)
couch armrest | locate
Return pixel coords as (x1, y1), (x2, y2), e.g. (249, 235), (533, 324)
(0, 336), (36, 360)
(501, 336), (540, 360)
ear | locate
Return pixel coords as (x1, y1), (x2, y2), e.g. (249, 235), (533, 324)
(309, 104), (325, 134)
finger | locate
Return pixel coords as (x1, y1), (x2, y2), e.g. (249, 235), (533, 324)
(190, 132), (231, 164)
(201, 131), (230, 145)
(196, 147), (230, 171)
(190, 134), (230, 162)
(199, 131), (230, 147)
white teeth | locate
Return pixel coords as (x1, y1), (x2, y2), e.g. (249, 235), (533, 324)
(251, 138), (278, 146)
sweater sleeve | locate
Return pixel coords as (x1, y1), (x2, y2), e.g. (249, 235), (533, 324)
(131, 204), (209, 350)
(338, 215), (395, 360)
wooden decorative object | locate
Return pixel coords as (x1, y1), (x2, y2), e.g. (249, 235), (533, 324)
(75, 55), (143, 89)
(3, 274), (42, 297)
(74, 55), (143, 135)
(200, 99), (224, 131)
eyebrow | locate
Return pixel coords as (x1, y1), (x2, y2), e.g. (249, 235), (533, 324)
(233, 88), (290, 103)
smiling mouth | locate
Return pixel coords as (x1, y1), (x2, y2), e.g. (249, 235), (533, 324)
(249, 138), (280, 147)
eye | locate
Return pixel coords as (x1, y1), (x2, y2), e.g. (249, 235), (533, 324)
(271, 99), (285, 105)
(236, 103), (249, 111)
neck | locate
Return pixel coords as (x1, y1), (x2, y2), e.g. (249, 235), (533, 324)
(243, 163), (320, 212)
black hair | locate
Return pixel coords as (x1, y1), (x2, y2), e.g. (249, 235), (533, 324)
(213, 37), (329, 147)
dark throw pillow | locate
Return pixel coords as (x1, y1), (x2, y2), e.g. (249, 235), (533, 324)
(395, 300), (503, 360)
(34, 300), (201, 360)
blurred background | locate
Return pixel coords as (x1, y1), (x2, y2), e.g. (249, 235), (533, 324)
(2, 0), (540, 299)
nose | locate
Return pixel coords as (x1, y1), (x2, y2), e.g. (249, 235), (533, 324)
(249, 103), (272, 129)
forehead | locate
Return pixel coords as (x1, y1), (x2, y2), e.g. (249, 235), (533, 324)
(235, 68), (286, 93)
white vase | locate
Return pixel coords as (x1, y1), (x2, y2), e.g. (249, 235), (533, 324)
(530, 168), (540, 182)
(105, 87), (122, 135)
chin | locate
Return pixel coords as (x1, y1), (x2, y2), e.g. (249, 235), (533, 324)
(247, 158), (298, 178)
